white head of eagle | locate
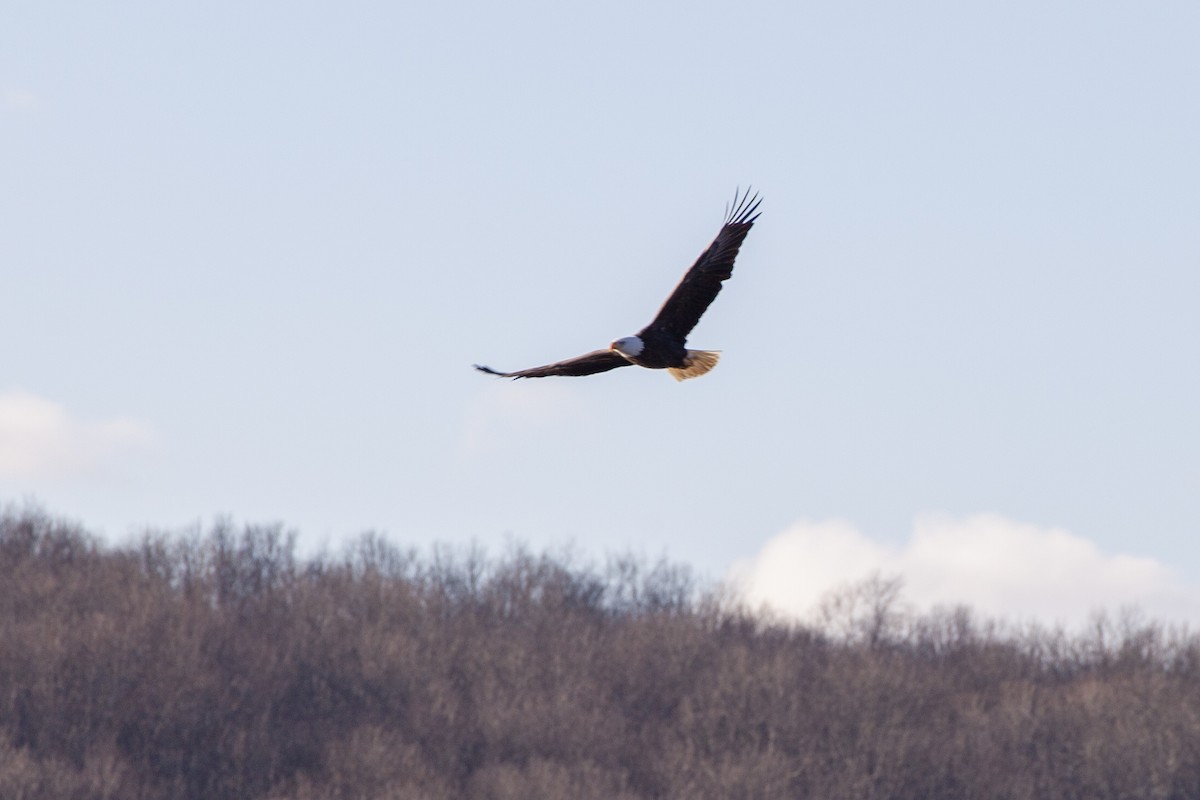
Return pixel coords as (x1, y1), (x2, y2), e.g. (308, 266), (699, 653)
(610, 336), (644, 359)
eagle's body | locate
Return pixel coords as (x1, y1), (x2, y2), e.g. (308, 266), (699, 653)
(474, 190), (761, 381)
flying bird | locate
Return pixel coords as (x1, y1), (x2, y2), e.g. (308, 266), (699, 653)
(474, 189), (761, 381)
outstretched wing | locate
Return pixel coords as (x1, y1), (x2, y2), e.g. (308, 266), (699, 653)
(640, 189), (762, 342)
(474, 349), (633, 379)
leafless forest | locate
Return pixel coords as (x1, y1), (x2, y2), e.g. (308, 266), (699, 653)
(2, 508), (1198, 799)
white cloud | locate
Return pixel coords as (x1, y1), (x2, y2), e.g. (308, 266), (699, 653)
(1, 88), (40, 113)
(0, 391), (156, 480)
(459, 382), (587, 456)
(733, 513), (1198, 628)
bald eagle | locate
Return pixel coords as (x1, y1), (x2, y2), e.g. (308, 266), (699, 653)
(474, 189), (761, 381)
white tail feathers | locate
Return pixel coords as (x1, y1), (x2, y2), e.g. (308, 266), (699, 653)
(668, 350), (721, 381)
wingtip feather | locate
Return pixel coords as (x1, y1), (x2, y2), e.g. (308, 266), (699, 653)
(725, 187), (763, 226)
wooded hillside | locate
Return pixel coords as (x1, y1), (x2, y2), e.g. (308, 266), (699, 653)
(2, 509), (1197, 799)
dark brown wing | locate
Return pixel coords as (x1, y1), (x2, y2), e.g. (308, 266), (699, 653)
(473, 349), (633, 379)
(640, 189), (762, 342)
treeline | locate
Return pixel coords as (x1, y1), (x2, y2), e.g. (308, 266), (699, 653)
(1, 508), (1199, 799)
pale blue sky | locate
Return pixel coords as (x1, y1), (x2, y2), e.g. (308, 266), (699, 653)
(3, 2), (1198, 616)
